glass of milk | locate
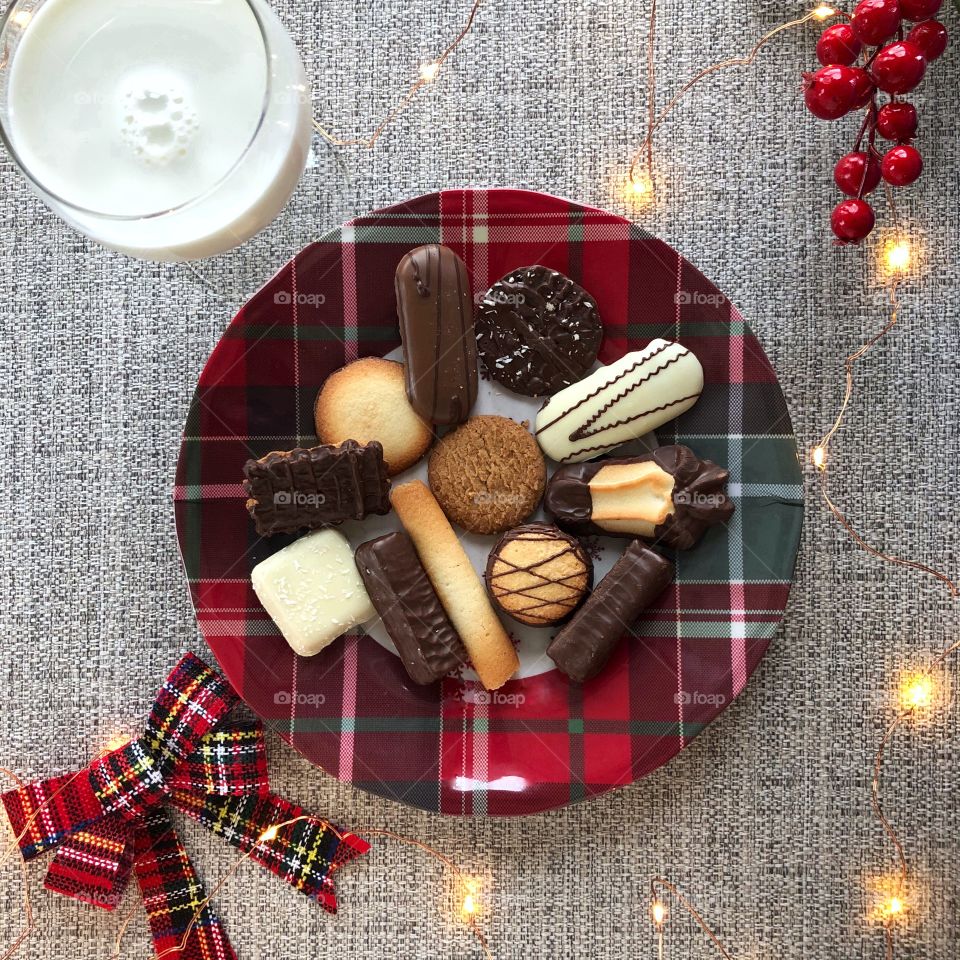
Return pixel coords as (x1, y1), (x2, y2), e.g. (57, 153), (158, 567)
(0, 0), (312, 261)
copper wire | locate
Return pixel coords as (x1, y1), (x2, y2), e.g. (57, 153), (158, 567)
(313, 0), (483, 148)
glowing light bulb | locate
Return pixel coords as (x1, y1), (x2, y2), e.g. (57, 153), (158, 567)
(104, 733), (130, 752)
(901, 673), (934, 710)
(259, 825), (279, 843)
(811, 445), (827, 471)
(462, 893), (476, 916)
(886, 896), (905, 918)
(650, 900), (667, 927)
(886, 241), (912, 272)
(812, 5), (837, 19)
(419, 61), (440, 82)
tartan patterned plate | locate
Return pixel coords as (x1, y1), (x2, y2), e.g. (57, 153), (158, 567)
(174, 189), (803, 816)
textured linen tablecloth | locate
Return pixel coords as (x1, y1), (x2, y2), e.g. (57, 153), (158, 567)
(1, 1), (958, 957)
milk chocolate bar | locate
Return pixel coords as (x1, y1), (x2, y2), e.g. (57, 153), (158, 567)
(545, 445), (734, 550)
(243, 440), (390, 537)
(547, 540), (674, 683)
(535, 339), (703, 463)
(395, 244), (478, 425)
(355, 532), (469, 685)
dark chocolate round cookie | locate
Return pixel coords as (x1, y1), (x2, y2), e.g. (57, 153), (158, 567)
(476, 264), (603, 397)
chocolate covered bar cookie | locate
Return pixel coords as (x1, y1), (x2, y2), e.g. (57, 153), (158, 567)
(547, 540), (674, 683)
(355, 531), (469, 685)
(395, 244), (478, 426)
(243, 439), (390, 537)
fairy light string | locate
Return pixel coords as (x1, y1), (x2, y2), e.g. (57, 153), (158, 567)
(630, 5), (960, 959)
(647, 877), (734, 960)
(313, 0), (483, 148)
(628, 6), (839, 195)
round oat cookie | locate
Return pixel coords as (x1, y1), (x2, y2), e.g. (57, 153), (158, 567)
(314, 357), (432, 476)
(427, 415), (545, 535)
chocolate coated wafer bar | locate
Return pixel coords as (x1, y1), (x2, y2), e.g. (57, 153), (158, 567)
(547, 540), (674, 683)
(355, 531), (469, 685)
(243, 439), (390, 537)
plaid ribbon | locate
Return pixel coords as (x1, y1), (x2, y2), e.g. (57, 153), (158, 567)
(1, 653), (368, 959)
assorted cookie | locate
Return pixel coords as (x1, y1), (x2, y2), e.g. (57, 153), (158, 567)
(396, 244), (478, 425)
(244, 251), (734, 690)
(251, 529), (375, 658)
(476, 264), (603, 396)
(355, 531), (469, 685)
(428, 415), (545, 535)
(391, 480), (520, 691)
(314, 357), (432, 476)
(243, 440), (390, 537)
(534, 338), (704, 464)
(485, 523), (592, 626)
(545, 445), (734, 550)
(547, 540), (675, 683)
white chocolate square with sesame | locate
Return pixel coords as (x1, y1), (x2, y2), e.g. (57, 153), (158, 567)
(251, 529), (374, 657)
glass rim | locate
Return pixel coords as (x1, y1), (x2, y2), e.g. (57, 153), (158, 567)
(0, 0), (273, 222)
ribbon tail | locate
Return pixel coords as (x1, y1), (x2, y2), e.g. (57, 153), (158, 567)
(170, 790), (369, 913)
(133, 809), (238, 960)
(44, 814), (135, 910)
(1, 770), (105, 861)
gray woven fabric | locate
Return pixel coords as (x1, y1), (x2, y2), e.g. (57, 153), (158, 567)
(1, 0), (959, 957)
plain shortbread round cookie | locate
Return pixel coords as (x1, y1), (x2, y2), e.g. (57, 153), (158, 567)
(314, 357), (433, 476)
(428, 415), (545, 535)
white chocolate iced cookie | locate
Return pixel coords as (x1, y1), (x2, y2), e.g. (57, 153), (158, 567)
(251, 529), (374, 657)
(534, 339), (703, 463)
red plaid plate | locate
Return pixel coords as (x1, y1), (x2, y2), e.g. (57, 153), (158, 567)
(174, 189), (803, 816)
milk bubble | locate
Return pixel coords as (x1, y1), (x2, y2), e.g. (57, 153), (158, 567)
(120, 80), (197, 166)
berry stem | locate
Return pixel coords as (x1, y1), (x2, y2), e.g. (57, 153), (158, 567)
(856, 101), (880, 200)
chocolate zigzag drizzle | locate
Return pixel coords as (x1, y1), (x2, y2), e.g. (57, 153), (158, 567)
(485, 523), (592, 625)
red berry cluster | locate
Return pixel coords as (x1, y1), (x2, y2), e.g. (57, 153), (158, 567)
(803, 0), (949, 244)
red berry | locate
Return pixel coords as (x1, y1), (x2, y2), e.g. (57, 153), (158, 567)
(871, 41), (927, 94)
(907, 19), (948, 60)
(899, 0), (941, 19)
(876, 101), (919, 140)
(803, 65), (866, 120)
(834, 152), (882, 196)
(852, 0), (903, 46)
(882, 144), (924, 185)
(832, 198), (876, 243)
(817, 24), (864, 66)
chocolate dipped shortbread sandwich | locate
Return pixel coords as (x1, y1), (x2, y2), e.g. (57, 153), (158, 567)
(544, 444), (733, 550)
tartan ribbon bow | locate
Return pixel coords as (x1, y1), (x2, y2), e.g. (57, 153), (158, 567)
(1, 653), (368, 960)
